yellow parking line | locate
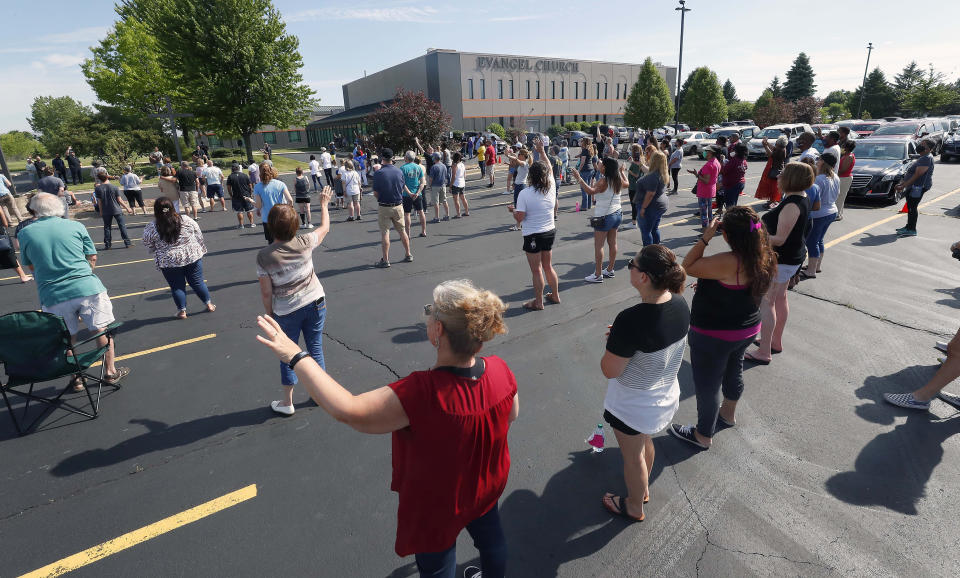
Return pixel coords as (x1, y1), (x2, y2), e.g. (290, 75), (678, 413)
(825, 186), (960, 249)
(2, 261), (153, 282)
(19, 484), (257, 578)
(110, 280), (207, 300)
(86, 221), (150, 230)
(91, 334), (216, 367)
(95, 238), (143, 247)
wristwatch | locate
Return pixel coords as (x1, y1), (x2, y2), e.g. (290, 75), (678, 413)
(287, 351), (310, 370)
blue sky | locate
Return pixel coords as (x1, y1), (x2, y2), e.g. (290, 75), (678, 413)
(3, 0), (959, 132)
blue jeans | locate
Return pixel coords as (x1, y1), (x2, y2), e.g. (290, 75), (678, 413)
(102, 213), (131, 248)
(718, 182), (744, 213)
(639, 204), (665, 245)
(414, 503), (507, 578)
(275, 299), (326, 385)
(579, 169), (595, 210)
(805, 213), (836, 258)
(160, 259), (212, 311)
(310, 173), (323, 191)
(697, 197), (713, 227)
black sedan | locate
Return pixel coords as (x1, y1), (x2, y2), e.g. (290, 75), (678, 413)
(846, 138), (919, 203)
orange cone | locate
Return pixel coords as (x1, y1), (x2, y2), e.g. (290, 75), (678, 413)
(900, 202), (908, 213)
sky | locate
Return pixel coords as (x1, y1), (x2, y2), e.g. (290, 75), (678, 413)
(3, 0), (960, 133)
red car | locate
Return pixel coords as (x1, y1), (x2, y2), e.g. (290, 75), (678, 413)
(850, 121), (886, 137)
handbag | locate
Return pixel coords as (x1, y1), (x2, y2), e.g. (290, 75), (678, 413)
(588, 181), (620, 228)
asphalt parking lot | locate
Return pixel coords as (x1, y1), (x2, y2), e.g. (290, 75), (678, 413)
(1, 152), (959, 577)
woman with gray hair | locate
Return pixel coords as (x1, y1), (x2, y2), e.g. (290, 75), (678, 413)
(255, 279), (517, 577)
(120, 165), (145, 215)
(754, 136), (788, 210)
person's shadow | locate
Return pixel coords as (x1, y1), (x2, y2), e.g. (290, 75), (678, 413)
(824, 366), (960, 514)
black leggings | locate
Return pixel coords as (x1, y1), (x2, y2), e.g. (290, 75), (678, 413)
(670, 168), (680, 192)
(124, 190), (145, 208)
(689, 330), (754, 438)
(905, 192), (923, 231)
(628, 188), (638, 222)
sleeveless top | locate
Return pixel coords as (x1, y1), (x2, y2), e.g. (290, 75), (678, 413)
(762, 194), (809, 266)
(838, 153), (855, 178)
(690, 261), (761, 341)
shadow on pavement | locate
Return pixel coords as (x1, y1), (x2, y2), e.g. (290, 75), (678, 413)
(387, 324), (426, 344)
(852, 232), (900, 247)
(50, 408), (273, 476)
(933, 287), (960, 309)
(824, 366), (960, 514)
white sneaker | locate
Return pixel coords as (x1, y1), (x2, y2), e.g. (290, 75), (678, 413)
(464, 566), (481, 578)
(935, 341), (949, 353)
(270, 401), (295, 415)
(248, 223), (257, 228)
(237, 224), (244, 229)
(584, 274), (604, 284)
(306, 223), (314, 229)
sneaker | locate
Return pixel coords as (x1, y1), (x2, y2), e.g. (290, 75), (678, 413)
(248, 223), (257, 228)
(669, 424), (709, 449)
(419, 231), (427, 237)
(464, 566), (481, 578)
(431, 218), (440, 223)
(898, 230), (917, 237)
(442, 216), (450, 221)
(501, 190), (511, 195)
(938, 391), (960, 409)
(452, 215), (461, 219)
(882, 392), (930, 410)
(935, 341), (949, 353)
(270, 401), (295, 416)
(403, 254), (414, 263)
(584, 273), (604, 284)
(602, 269), (616, 278)
(356, 215), (362, 221)
(374, 259), (391, 268)
(895, 226), (908, 233)
(237, 223), (244, 229)
(346, 217), (355, 222)
(307, 223), (314, 229)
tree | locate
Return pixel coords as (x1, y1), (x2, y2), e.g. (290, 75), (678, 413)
(823, 90), (851, 107)
(0, 131), (46, 159)
(825, 103), (850, 122)
(753, 90), (793, 127)
(767, 76), (783, 99)
(727, 101), (754, 121)
(623, 57), (674, 130)
(123, 0), (316, 162)
(849, 68), (896, 118)
(28, 96), (93, 150)
(563, 121), (580, 132)
(678, 67), (727, 130)
(485, 123), (505, 139)
(366, 89), (451, 153)
(792, 97), (822, 124)
(893, 61), (925, 114)
(722, 79), (738, 103)
(904, 66), (957, 116)
(782, 52), (816, 101)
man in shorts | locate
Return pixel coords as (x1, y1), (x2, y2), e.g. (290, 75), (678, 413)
(175, 161), (201, 219)
(17, 193), (130, 390)
(226, 163), (257, 228)
(372, 148), (412, 268)
(401, 150), (427, 238)
(203, 159), (226, 212)
(427, 157), (449, 223)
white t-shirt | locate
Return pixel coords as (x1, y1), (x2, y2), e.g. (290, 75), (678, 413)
(516, 183), (557, 235)
(320, 152), (332, 169)
(336, 166), (345, 179)
(824, 144), (841, 164)
(515, 162), (530, 187)
(593, 179), (623, 217)
(119, 173), (141, 191)
(452, 162), (466, 188)
(343, 170), (361, 195)
(799, 148), (820, 162)
(204, 166), (223, 186)
(309, 159), (320, 175)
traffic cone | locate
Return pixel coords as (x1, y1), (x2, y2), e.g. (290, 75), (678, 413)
(900, 202), (908, 213)
(585, 423), (605, 453)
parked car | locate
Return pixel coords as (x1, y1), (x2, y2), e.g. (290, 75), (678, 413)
(523, 132), (551, 149)
(482, 133), (509, 154)
(733, 120), (756, 126)
(881, 117), (903, 123)
(720, 121), (737, 127)
(562, 130), (590, 148)
(745, 123), (812, 159)
(850, 120), (886, 137)
(940, 126), (960, 162)
(869, 120), (947, 154)
(811, 123), (837, 135)
(846, 138), (919, 202)
(675, 132), (713, 155)
(835, 120), (859, 129)
(693, 126), (761, 158)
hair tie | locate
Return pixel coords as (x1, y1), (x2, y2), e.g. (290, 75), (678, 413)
(751, 222), (762, 232)
(162, 207), (170, 213)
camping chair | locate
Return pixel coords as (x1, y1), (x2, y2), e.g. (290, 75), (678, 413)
(0, 311), (122, 435)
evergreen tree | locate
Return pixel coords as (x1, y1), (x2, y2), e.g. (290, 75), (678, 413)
(849, 68), (896, 118)
(767, 76), (783, 99)
(678, 67), (727, 130)
(893, 61), (925, 114)
(782, 52), (817, 101)
(722, 79), (738, 103)
(623, 57), (674, 130)
(904, 66), (957, 115)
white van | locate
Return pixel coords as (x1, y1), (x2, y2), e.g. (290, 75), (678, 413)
(746, 123), (813, 159)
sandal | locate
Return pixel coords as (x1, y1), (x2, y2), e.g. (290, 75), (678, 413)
(602, 493), (644, 522)
(743, 351), (771, 365)
(69, 376), (85, 392)
(798, 270), (816, 280)
(104, 366), (131, 385)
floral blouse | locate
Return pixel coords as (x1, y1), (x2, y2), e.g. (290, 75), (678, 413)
(142, 215), (207, 270)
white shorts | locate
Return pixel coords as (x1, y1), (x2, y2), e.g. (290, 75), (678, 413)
(42, 291), (115, 336)
(775, 263), (801, 284)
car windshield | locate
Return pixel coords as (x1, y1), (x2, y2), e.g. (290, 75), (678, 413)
(853, 123), (882, 131)
(677, 132), (696, 139)
(758, 128), (784, 139)
(856, 142), (906, 160)
(714, 130), (738, 138)
(872, 124), (919, 136)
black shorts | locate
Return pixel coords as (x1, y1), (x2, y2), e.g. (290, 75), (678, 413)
(522, 230), (556, 253)
(232, 197), (255, 212)
(206, 184), (224, 199)
(403, 195), (425, 213)
(295, 196), (311, 204)
(603, 409), (641, 436)
(451, 186), (465, 195)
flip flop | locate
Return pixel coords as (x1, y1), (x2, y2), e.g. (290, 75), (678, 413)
(743, 351), (771, 365)
(798, 270), (816, 280)
(753, 340), (782, 354)
(602, 493), (644, 522)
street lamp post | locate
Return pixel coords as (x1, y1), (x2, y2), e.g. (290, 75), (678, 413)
(856, 42), (874, 120)
(674, 0), (691, 130)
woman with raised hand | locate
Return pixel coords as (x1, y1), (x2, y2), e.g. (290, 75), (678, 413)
(800, 152), (840, 279)
(576, 138), (598, 211)
(141, 197), (215, 319)
(256, 279), (517, 578)
(509, 138), (559, 310)
(600, 245), (689, 522)
(572, 156), (627, 283)
(744, 162), (813, 364)
(669, 207), (776, 449)
(754, 136), (788, 210)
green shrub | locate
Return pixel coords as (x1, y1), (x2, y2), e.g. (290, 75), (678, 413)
(211, 148), (233, 158)
(563, 122), (580, 132)
(547, 124), (563, 138)
(485, 123), (505, 139)
(232, 148), (245, 156)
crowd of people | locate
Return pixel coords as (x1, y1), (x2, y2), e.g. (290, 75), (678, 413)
(2, 121), (957, 578)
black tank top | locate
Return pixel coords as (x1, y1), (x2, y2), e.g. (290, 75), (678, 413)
(690, 273), (760, 331)
(761, 194), (809, 266)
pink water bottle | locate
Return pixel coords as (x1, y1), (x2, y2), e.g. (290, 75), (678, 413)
(586, 423), (605, 453)
(575, 201), (581, 212)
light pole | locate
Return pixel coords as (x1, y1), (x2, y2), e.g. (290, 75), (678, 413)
(856, 42), (874, 120)
(674, 0), (691, 130)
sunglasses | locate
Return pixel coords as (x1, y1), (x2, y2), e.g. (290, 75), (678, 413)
(423, 304), (434, 316)
(626, 260), (641, 272)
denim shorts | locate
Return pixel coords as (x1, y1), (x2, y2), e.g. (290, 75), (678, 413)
(593, 209), (622, 232)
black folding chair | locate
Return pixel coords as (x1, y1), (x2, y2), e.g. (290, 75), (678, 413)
(0, 311), (122, 435)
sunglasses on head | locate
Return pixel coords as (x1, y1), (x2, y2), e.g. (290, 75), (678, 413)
(424, 304), (434, 316)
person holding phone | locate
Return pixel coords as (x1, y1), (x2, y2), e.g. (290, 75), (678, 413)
(894, 138), (936, 238)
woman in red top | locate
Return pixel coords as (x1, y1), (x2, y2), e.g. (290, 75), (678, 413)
(834, 140), (856, 221)
(256, 279), (518, 578)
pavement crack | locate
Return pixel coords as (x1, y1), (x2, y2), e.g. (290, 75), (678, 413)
(323, 332), (401, 378)
(791, 287), (949, 338)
